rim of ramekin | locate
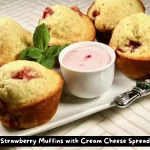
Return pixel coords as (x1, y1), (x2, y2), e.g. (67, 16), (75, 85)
(59, 41), (116, 73)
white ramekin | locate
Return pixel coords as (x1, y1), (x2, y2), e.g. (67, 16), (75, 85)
(59, 42), (116, 99)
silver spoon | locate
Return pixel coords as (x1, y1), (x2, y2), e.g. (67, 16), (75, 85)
(114, 79), (150, 108)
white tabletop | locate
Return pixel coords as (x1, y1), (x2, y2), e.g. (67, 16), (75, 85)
(0, 0), (150, 150)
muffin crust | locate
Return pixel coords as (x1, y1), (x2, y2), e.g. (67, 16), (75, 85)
(110, 13), (150, 79)
(87, 0), (144, 44)
(0, 60), (64, 128)
(39, 5), (96, 46)
(0, 17), (32, 66)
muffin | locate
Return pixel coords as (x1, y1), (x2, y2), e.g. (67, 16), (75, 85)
(39, 5), (96, 46)
(87, 0), (145, 44)
(109, 13), (150, 80)
(0, 17), (32, 66)
(0, 60), (63, 129)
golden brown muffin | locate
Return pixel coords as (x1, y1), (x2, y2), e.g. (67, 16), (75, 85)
(0, 60), (63, 129)
(87, 0), (145, 44)
(109, 13), (150, 80)
(0, 17), (32, 66)
(39, 5), (96, 46)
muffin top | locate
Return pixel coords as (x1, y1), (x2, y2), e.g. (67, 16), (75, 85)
(0, 60), (63, 109)
(109, 13), (150, 60)
(39, 5), (96, 46)
(87, 0), (144, 32)
(0, 17), (32, 65)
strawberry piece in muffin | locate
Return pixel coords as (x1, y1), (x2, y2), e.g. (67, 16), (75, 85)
(12, 67), (41, 80)
(42, 7), (54, 19)
(71, 6), (82, 16)
(92, 10), (100, 19)
(129, 41), (141, 53)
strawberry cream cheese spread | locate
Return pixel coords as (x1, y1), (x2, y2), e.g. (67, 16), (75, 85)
(63, 46), (111, 71)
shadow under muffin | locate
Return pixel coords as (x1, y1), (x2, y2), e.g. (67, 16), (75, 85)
(96, 29), (113, 45)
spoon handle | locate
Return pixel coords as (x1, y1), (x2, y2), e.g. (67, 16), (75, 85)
(114, 79), (150, 108)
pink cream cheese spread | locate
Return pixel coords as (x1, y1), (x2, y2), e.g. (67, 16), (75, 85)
(63, 46), (111, 71)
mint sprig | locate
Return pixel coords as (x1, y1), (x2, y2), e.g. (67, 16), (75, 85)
(19, 23), (69, 69)
(33, 23), (50, 50)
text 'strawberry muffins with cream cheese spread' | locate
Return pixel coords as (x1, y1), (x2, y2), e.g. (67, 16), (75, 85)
(0, 17), (32, 66)
(39, 5), (96, 46)
(109, 13), (150, 80)
(87, 0), (145, 44)
(0, 60), (63, 129)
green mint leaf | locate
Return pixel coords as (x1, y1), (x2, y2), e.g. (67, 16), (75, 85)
(59, 44), (70, 50)
(19, 48), (29, 60)
(40, 57), (56, 69)
(33, 23), (50, 50)
(19, 47), (33, 60)
(53, 44), (69, 57)
(37, 55), (43, 63)
(46, 44), (69, 58)
(28, 47), (42, 60)
(46, 46), (61, 58)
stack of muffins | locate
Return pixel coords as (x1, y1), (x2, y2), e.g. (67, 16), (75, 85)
(87, 0), (144, 44)
(87, 0), (150, 80)
(0, 5), (96, 129)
